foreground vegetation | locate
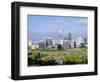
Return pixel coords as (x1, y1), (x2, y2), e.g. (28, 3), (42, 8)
(28, 48), (88, 66)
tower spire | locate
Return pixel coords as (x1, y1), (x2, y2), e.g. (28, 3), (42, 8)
(59, 28), (63, 41)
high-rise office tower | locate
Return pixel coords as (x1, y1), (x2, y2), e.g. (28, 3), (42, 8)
(59, 28), (63, 41)
(84, 38), (87, 44)
(68, 32), (72, 41)
(45, 37), (53, 47)
(39, 40), (46, 48)
(74, 41), (76, 48)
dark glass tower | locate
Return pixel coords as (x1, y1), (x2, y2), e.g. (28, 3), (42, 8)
(68, 32), (72, 41)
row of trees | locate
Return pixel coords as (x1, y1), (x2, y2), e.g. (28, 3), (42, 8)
(28, 50), (88, 66)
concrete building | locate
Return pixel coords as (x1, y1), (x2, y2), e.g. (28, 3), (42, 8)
(45, 38), (53, 48)
(68, 32), (72, 41)
(31, 44), (39, 50)
(60, 40), (63, 47)
(84, 37), (87, 44)
(76, 36), (84, 47)
(28, 40), (32, 47)
(55, 43), (63, 49)
(73, 41), (77, 48)
(63, 40), (71, 48)
(39, 40), (46, 48)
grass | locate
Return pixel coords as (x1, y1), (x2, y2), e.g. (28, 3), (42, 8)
(28, 48), (88, 66)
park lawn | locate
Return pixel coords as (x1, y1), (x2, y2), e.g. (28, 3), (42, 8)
(28, 48), (88, 66)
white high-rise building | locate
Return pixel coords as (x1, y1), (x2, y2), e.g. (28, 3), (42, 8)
(31, 44), (39, 50)
(59, 28), (63, 41)
(28, 40), (32, 47)
(76, 36), (84, 47)
(63, 40), (71, 48)
(60, 40), (63, 47)
(59, 28), (64, 47)
(45, 37), (53, 48)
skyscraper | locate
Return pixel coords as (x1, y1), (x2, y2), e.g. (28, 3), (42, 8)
(45, 37), (53, 48)
(76, 36), (84, 47)
(68, 32), (72, 41)
(28, 40), (32, 47)
(63, 40), (71, 49)
(39, 40), (46, 48)
(59, 28), (63, 41)
(74, 41), (76, 48)
(84, 38), (87, 44)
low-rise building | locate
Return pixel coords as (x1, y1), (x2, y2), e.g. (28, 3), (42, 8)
(31, 44), (39, 50)
(39, 40), (46, 48)
(76, 36), (84, 47)
(63, 40), (71, 48)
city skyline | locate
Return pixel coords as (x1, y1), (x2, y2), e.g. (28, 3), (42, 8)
(28, 15), (88, 42)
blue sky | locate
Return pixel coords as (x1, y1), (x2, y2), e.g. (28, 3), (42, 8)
(28, 15), (88, 42)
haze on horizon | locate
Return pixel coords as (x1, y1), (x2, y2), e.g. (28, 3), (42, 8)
(28, 15), (88, 42)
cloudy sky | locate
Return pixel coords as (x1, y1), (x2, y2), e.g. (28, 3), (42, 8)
(28, 15), (88, 42)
